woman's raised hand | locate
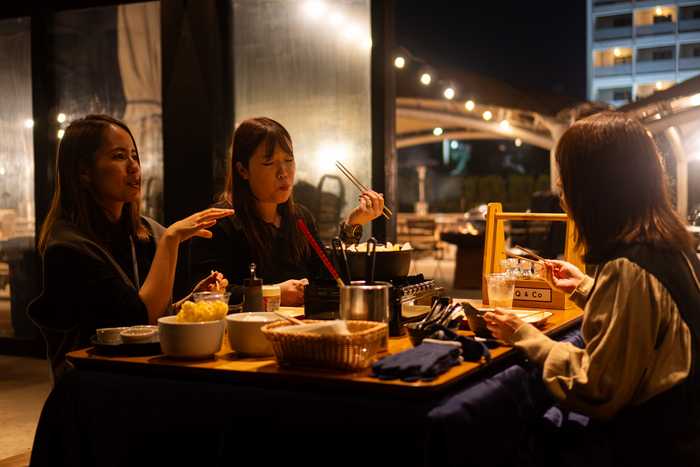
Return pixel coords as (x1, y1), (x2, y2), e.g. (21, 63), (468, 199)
(347, 190), (385, 226)
(193, 270), (229, 293)
(542, 260), (584, 294)
(165, 208), (234, 243)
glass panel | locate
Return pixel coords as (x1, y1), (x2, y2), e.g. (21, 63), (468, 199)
(233, 0), (372, 242)
(51, 2), (163, 223)
(0, 17), (36, 339)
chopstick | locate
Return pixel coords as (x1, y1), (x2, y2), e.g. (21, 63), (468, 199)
(297, 219), (345, 286)
(514, 245), (546, 262)
(335, 161), (392, 220)
(506, 252), (539, 264)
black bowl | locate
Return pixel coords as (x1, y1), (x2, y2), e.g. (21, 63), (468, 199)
(342, 248), (412, 280)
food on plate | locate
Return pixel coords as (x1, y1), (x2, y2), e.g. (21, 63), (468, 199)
(345, 241), (411, 252)
(176, 300), (228, 323)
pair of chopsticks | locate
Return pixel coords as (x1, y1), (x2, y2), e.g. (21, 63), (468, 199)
(335, 161), (392, 220)
(506, 245), (549, 264)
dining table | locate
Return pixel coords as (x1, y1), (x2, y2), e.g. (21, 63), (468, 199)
(30, 301), (587, 467)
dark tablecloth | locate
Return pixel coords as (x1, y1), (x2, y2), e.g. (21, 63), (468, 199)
(31, 329), (594, 467)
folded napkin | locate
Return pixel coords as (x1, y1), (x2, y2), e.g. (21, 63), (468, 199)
(370, 339), (462, 382)
(275, 320), (350, 335)
(423, 323), (500, 363)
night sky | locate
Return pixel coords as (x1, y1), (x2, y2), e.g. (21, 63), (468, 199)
(395, 0), (588, 100)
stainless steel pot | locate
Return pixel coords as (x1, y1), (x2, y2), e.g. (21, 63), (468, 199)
(339, 281), (390, 351)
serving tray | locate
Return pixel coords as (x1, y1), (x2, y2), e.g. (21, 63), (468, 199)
(90, 335), (163, 357)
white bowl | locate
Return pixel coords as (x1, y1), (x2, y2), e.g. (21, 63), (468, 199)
(226, 312), (283, 357)
(157, 316), (225, 360)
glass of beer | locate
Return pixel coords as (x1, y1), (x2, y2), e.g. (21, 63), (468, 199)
(485, 273), (516, 309)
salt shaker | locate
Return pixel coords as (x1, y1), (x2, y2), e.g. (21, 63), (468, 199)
(242, 263), (264, 312)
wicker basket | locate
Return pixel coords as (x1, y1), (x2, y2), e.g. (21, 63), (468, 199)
(260, 320), (387, 371)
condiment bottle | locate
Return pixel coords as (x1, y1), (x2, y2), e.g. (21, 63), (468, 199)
(262, 285), (281, 313)
(518, 260), (532, 280)
(242, 263), (264, 312)
(532, 262), (542, 279)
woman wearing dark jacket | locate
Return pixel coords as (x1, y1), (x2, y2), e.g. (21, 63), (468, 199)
(189, 117), (384, 306)
(28, 114), (232, 384)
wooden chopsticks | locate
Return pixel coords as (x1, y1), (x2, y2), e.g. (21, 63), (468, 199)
(514, 245), (546, 262)
(506, 252), (539, 264)
(335, 161), (391, 220)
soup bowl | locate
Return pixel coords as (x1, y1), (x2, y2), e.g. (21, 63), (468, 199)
(157, 315), (225, 360)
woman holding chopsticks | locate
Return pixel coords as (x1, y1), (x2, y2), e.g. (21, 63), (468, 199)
(484, 112), (700, 463)
(188, 117), (385, 306)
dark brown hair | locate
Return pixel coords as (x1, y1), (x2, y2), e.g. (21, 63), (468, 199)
(38, 114), (150, 256)
(556, 111), (694, 263)
(216, 117), (309, 275)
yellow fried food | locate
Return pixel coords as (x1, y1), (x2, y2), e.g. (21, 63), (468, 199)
(176, 300), (228, 322)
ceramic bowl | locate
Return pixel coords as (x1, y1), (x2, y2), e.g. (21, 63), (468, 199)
(226, 312), (283, 357)
(120, 328), (155, 343)
(96, 327), (129, 343)
(157, 316), (225, 360)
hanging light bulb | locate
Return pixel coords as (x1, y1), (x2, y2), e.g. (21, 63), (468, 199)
(483, 111), (492, 121)
(444, 88), (454, 99)
(57, 113), (66, 123)
(433, 127), (443, 136)
(501, 120), (509, 129)
(656, 81), (663, 90)
(395, 57), (405, 68)
(25, 119), (34, 128)
(655, 7), (662, 15)
(614, 48), (621, 56)
(465, 100), (475, 111)
(421, 73), (431, 85)
(58, 129), (65, 139)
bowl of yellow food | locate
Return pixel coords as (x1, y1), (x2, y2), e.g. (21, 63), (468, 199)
(158, 300), (228, 360)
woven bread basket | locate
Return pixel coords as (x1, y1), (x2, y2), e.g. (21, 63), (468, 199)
(260, 319), (387, 371)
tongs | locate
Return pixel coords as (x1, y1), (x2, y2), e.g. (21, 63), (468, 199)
(365, 237), (377, 285)
(331, 237), (351, 284)
(416, 301), (464, 330)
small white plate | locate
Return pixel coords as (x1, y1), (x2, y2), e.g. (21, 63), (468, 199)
(512, 310), (553, 327)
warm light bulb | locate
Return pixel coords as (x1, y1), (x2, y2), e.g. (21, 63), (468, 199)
(329, 13), (343, 25)
(433, 127), (443, 136)
(57, 113), (66, 123)
(58, 129), (65, 139)
(421, 73), (431, 85)
(656, 7), (662, 15)
(395, 57), (405, 68)
(305, 1), (327, 17)
(515, 138), (522, 147)
(483, 111), (492, 121)
(656, 81), (663, 90)
(614, 48), (621, 56)
(501, 120), (509, 129)
(25, 119), (34, 128)
(444, 88), (454, 99)
(465, 100), (475, 111)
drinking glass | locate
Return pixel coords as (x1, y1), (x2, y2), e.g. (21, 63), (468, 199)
(484, 273), (516, 309)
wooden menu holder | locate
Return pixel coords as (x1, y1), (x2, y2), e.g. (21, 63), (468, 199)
(481, 203), (585, 310)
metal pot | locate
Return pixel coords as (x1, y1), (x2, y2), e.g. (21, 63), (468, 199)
(342, 249), (412, 280)
(339, 281), (390, 351)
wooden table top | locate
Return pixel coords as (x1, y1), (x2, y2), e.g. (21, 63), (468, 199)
(67, 301), (583, 398)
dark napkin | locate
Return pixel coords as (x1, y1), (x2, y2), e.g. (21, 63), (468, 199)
(370, 339), (462, 382)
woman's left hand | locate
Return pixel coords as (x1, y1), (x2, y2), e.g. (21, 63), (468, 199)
(193, 270), (229, 293)
(347, 190), (385, 226)
(483, 308), (526, 342)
